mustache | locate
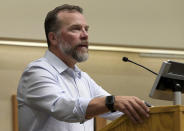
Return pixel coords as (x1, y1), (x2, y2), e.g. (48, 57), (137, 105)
(76, 41), (88, 48)
(81, 41), (88, 45)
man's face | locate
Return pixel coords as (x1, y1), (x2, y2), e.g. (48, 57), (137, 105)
(56, 11), (89, 62)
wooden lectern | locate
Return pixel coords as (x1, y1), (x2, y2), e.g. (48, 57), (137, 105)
(100, 105), (184, 131)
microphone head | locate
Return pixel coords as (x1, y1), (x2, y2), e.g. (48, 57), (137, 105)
(122, 57), (128, 62)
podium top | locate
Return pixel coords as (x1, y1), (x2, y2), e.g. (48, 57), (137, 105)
(100, 105), (184, 131)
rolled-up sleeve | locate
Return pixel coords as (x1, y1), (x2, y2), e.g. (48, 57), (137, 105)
(20, 65), (91, 123)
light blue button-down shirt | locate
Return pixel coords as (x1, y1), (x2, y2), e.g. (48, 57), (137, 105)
(17, 50), (122, 131)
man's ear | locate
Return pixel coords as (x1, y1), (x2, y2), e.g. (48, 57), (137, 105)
(48, 32), (58, 47)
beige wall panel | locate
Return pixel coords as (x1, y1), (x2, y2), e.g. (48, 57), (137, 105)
(0, 45), (184, 130)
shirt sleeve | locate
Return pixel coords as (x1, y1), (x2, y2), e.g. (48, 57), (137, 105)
(98, 111), (123, 120)
(19, 65), (91, 123)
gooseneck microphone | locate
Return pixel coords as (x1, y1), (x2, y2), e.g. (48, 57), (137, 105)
(122, 57), (158, 75)
(122, 57), (155, 107)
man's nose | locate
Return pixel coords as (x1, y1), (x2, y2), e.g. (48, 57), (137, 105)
(80, 29), (88, 40)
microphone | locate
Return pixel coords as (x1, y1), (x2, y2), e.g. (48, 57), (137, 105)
(122, 57), (154, 107)
(122, 57), (158, 75)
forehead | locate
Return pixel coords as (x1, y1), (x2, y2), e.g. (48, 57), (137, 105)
(57, 11), (88, 27)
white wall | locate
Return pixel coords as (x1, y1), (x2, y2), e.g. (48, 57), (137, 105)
(0, 0), (183, 48)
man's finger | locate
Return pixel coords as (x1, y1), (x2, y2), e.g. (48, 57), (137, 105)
(125, 102), (143, 123)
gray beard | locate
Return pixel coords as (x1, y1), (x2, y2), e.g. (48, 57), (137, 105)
(59, 43), (88, 62)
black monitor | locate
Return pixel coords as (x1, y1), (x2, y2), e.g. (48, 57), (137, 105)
(149, 61), (184, 101)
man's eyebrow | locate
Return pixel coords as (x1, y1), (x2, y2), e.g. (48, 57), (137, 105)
(70, 24), (89, 28)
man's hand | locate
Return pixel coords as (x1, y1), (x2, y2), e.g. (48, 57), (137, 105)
(114, 96), (150, 123)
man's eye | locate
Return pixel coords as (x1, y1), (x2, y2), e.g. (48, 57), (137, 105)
(72, 27), (81, 31)
(85, 28), (89, 32)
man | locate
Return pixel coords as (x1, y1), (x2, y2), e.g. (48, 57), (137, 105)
(17, 4), (149, 131)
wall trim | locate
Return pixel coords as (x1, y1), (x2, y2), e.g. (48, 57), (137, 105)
(0, 38), (184, 56)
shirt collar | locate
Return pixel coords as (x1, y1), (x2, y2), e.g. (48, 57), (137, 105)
(65, 65), (81, 78)
(73, 66), (82, 78)
(44, 50), (81, 78)
(44, 50), (68, 74)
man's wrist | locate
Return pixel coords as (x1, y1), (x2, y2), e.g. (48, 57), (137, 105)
(105, 95), (116, 112)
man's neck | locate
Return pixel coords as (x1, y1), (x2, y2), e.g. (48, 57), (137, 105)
(49, 48), (77, 69)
